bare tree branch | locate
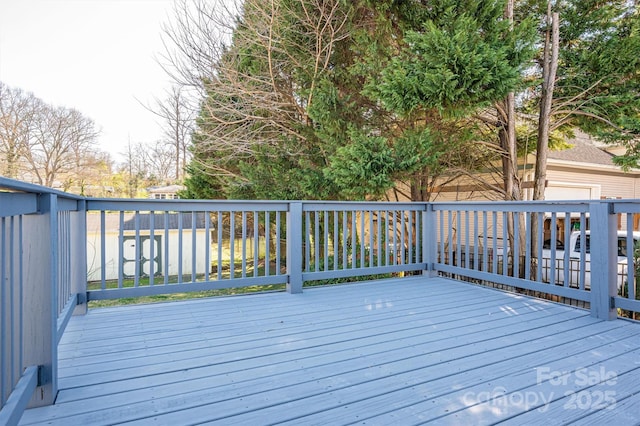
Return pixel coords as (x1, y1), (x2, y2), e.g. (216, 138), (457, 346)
(161, 0), (352, 172)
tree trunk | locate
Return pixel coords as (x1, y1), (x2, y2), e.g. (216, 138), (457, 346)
(500, 0), (519, 201)
(532, 4), (559, 275)
(498, 0), (525, 273)
(410, 170), (431, 202)
(534, 5), (559, 202)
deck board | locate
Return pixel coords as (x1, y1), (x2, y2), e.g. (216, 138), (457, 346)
(21, 277), (640, 425)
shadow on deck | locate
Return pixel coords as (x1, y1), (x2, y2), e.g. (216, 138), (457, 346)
(21, 277), (640, 425)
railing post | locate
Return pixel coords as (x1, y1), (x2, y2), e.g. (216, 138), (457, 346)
(589, 201), (617, 320)
(71, 200), (87, 315)
(287, 202), (303, 293)
(22, 194), (58, 407)
(423, 203), (438, 277)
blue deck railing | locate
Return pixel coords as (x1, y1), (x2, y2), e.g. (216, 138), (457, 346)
(1, 176), (639, 423)
(0, 178), (86, 425)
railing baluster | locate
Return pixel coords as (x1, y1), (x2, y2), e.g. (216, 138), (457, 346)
(447, 211), (453, 267)
(192, 212), (197, 283)
(252, 211), (258, 277)
(416, 210), (421, 266)
(407, 210), (411, 264)
(304, 211), (311, 271)
(438, 210), (444, 265)
(229, 212), (235, 279)
(118, 211), (124, 289)
(536, 211), (544, 282)
(386, 211), (391, 266)
(63, 212), (67, 309)
(315, 212), (320, 272)
(57, 214), (62, 312)
(9, 217), (15, 389)
(482, 211), (488, 272)
(313, 212), (322, 272)
(357, 211), (363, 268)
(549, 212), (557, 285)
(502, 211), (508, 276)
(513, 211), (519, 278)
(150, 211), (155, 286)
(391, 211), (397, 266)
(626, 212), (634, 300)
(464, 210), (470, 270)
(178, 212), (184, 283)
(262, 211), (271, 277)
(204, 213), (210, 282)
(351, 211), (357, 269)
(1, 217), (6, 404)
(456, 211), (462, 268)
(334, 211), (339, 271)
(400, 210), (406, 265)
(18, 215), (22, 387)
(343, 211), (348, 270)
(275, 211), (281, 276)
(134, 211), (140, 288)
(241, 211), (247, 279)
(164, 211), (170, 284)
(564, 212), (573, 287)
(473, 211), (479, 271)
(100, 210), (106, 290)
(492, 211), (498, 274)
(217, 212), (223, 281)
(524, 212), (531, 280)
(377, 211), (382, 267)
(369, 211), (374, 268)
(325, 211), (330, 272)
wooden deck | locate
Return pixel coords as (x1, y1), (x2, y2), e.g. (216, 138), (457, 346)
(20, 277), (640, 425)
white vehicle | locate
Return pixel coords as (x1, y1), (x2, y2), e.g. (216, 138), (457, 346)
(541, 230), (640, 291)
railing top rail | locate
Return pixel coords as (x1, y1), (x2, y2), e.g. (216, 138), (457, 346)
(87, 199), (431, 212)
(431, 200), (592, 213)
(0, 176), (83, 201)
(612, 199), (640, 214)
(302, 201), (426, 211)
(0, 192), (39, 217)
(86, 198), (291, 212)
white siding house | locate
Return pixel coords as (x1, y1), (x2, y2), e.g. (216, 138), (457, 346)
(86, 212), (208, 282)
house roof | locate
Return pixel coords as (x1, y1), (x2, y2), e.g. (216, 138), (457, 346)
(548, 133), (617, 166)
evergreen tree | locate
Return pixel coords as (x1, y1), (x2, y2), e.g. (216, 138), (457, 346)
(520, 0), (640, 172)
(176, 0), (637, 202)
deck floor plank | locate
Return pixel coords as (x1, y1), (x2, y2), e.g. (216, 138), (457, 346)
(57, 288), (509, 367)
(154, 325), (638, 426)
(57, 285), (486, 359)
(57, 296), (572, 378)
(37, 311), (590, 422)
(20, 277), (640, 425)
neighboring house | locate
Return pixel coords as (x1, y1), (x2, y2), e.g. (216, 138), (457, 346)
(527, 132), (640, 201)
(405, 132), (640, 241)
(523, 133), (640, 236)
(148, 184), (185, 199)
(86, 212), (208, 282)
(426, 132), (640, 203)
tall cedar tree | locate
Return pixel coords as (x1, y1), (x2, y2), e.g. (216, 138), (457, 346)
(181, 0), (536, 201)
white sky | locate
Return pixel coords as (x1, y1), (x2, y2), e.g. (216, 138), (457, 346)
(0, 0), (178, 161)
